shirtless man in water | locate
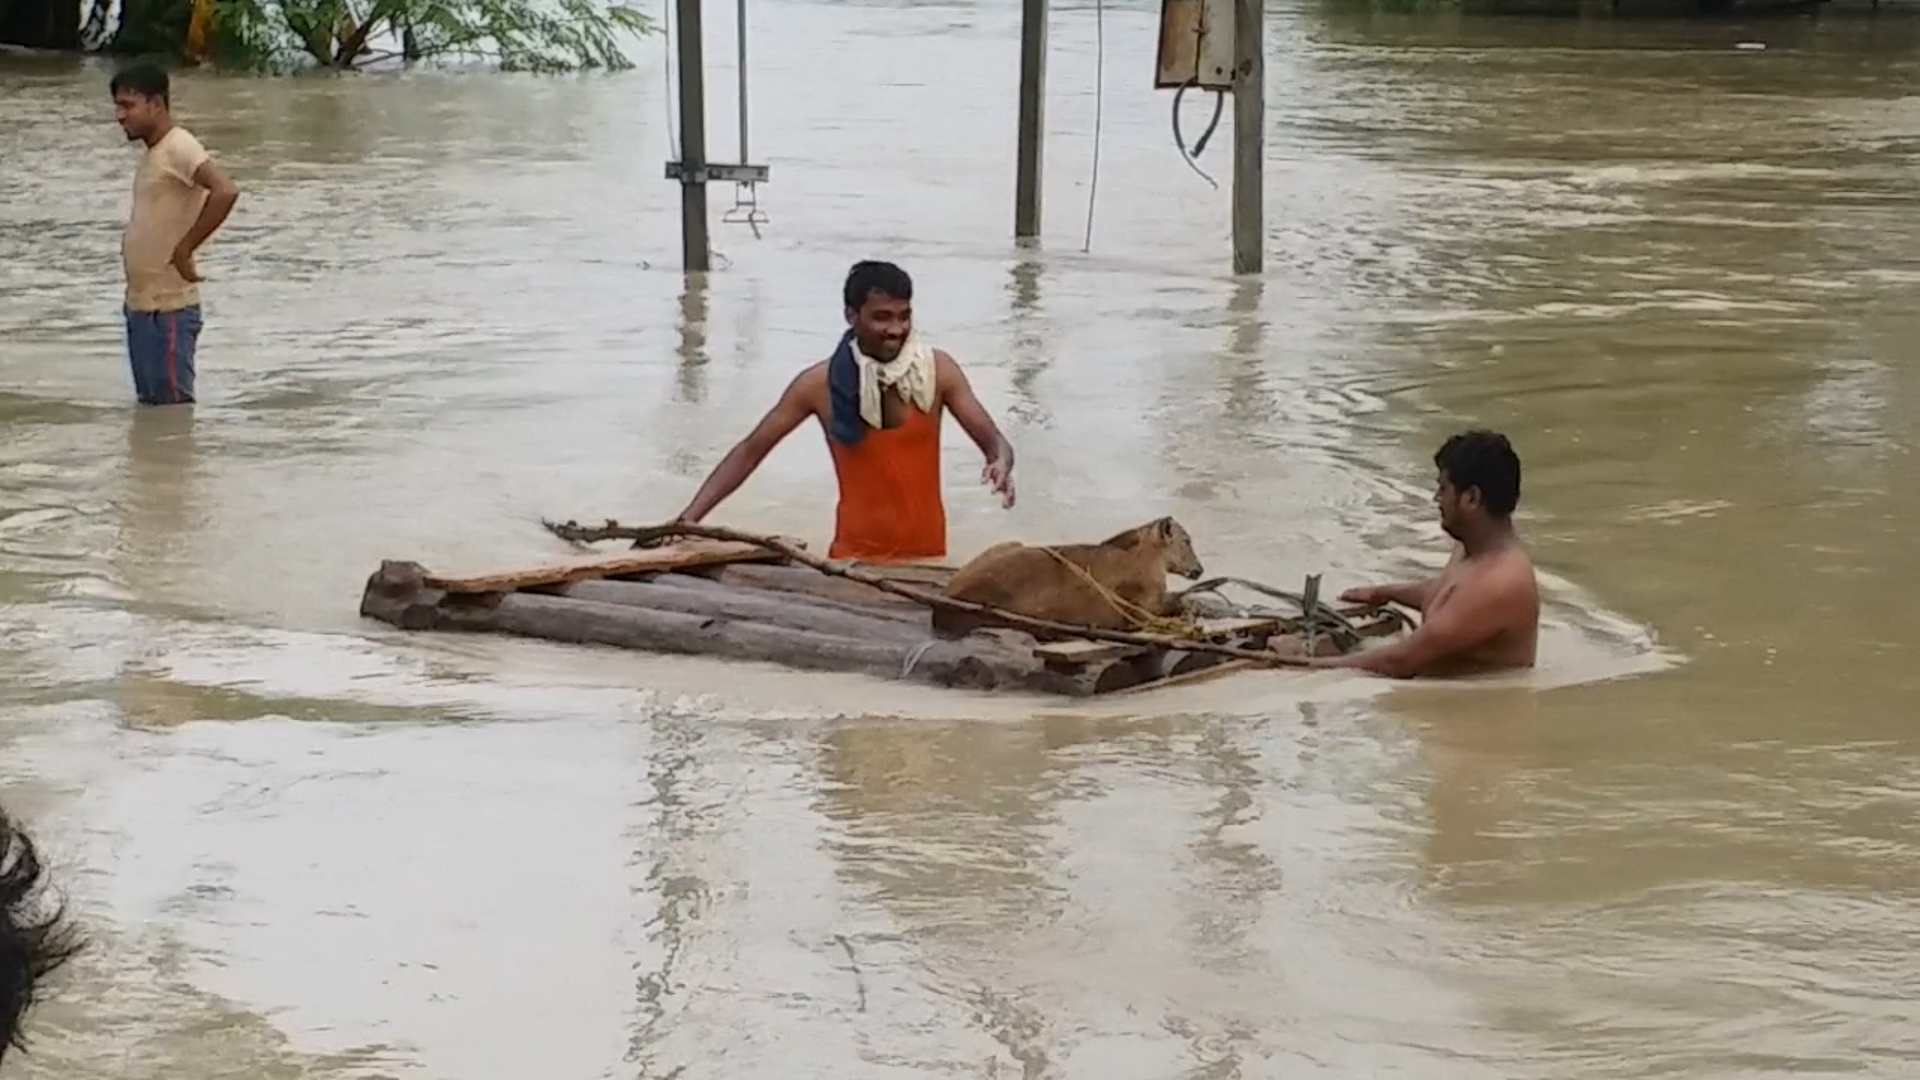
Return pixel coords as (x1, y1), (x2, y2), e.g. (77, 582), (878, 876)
(1292, 429), (1539, 678)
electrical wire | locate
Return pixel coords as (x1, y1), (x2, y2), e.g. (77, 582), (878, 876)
(1081, 0), (1106, 253)
(1171, 78), (1225, 190)
(661, 0), (677, 148)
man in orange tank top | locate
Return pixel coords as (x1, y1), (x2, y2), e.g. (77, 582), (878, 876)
(669, 260), (1017, 563)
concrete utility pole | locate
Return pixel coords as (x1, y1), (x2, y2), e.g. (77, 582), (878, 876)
(1230, 0), (1264, 275)
(664, 0), (771, 273)
(1013, 0), (1048, 240)
(670, 0), (711, 273)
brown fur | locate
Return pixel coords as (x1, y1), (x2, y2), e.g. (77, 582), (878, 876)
(930, 517), (1206, 638)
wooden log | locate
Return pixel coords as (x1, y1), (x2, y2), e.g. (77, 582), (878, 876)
(360, 562), (1116, 696)
(361, 560), (450, 630)
(552, 578), (915, 642)
(444, 592), (918, 676)
(690, 562), (929, 615)
(642, 571), (927, 625)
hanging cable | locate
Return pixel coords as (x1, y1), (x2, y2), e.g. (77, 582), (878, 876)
(661, 0), (677, 147)
(1080, 0), (1106, 253)
(1171, 77), (1225, 190)
(1167, 11), (1225, 191)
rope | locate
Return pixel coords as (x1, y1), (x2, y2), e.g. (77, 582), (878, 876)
(901, 639), (938, 678)
(1036, 546), (1202, 639)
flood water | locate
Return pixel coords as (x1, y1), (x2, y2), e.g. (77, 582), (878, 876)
(4, 0), (1920, 1075)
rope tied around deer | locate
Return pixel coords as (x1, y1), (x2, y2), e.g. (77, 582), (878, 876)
(539, 518), (1402, 669)
(1034, 545), (1206, 639)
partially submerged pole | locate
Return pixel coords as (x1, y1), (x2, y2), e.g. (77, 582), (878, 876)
(672, 0), (712, 272)
(1230, 0), (1264, 274)
(1014, 0), (1049, 240)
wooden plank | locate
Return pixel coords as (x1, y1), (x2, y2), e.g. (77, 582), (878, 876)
(424, 540), (790, 594)
(1194, 616), (1281, 638)
(1034, 639), (1152, 664)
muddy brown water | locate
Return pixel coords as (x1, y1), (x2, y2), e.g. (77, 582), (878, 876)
(3, 2), (1919, 1076)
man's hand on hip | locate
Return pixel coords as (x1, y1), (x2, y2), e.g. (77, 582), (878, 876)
(170, 243), (202, 283)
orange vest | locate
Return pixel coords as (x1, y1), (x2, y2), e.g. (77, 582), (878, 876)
(824, 404), (947, 562)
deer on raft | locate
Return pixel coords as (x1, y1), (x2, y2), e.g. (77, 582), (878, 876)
(930, 516), (1207, 639)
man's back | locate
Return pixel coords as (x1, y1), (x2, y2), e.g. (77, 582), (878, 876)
(1423, 542), (1539, 675)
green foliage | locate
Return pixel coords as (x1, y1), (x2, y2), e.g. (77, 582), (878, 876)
(111, 0), (655, 72)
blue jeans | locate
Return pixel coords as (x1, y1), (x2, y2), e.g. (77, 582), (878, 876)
(124, 305), (201, 406)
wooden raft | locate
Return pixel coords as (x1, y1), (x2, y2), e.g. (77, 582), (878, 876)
(358, 539), (1406, 697)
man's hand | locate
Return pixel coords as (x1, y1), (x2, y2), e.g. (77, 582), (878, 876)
(635, 516), (692, 550)
(170, 243), (202, 283)
(982, 455), (1016, 509)
(1340, 585), (1390, 606)
(937, 351), (1018, 510)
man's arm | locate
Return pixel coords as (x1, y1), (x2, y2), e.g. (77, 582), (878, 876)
(1308, 574), (1520, 679)
(178, 158), (240, 260)
(1341, 575), (1441, 612)
(1340, 545), (1462, 612)
(934, 351), (1016, 507)
(672, 368), (818, 523)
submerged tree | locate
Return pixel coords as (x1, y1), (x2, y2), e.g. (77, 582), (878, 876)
(96, 0), (654, 72)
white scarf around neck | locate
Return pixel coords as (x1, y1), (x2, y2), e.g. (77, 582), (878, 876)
(852, 334), (936, 430)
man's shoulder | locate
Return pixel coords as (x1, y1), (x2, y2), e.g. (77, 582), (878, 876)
(1482, 546), (1540, 611)
(157, 127), (210, 172)
(1492, 543), (1537, 580)
(930, 348), (971, 390)
(784, 361), (831, 410)
(162, 125), (206, 149)
(1451, 545), (1535, 601)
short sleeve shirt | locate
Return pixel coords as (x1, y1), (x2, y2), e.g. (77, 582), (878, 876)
(122, 126), (212, 312)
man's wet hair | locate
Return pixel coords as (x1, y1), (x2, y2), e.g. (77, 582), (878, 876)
(843, 260), (912, 313)
(109, 62), (170, 106)
(1435, 429), (1521, 518)
(0, 807), (83, 1063)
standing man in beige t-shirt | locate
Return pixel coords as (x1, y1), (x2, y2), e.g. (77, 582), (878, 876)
(110, 63), (240, 406)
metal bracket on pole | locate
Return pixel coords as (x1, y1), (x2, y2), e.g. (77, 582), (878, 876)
(665, 162), (771, 185)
